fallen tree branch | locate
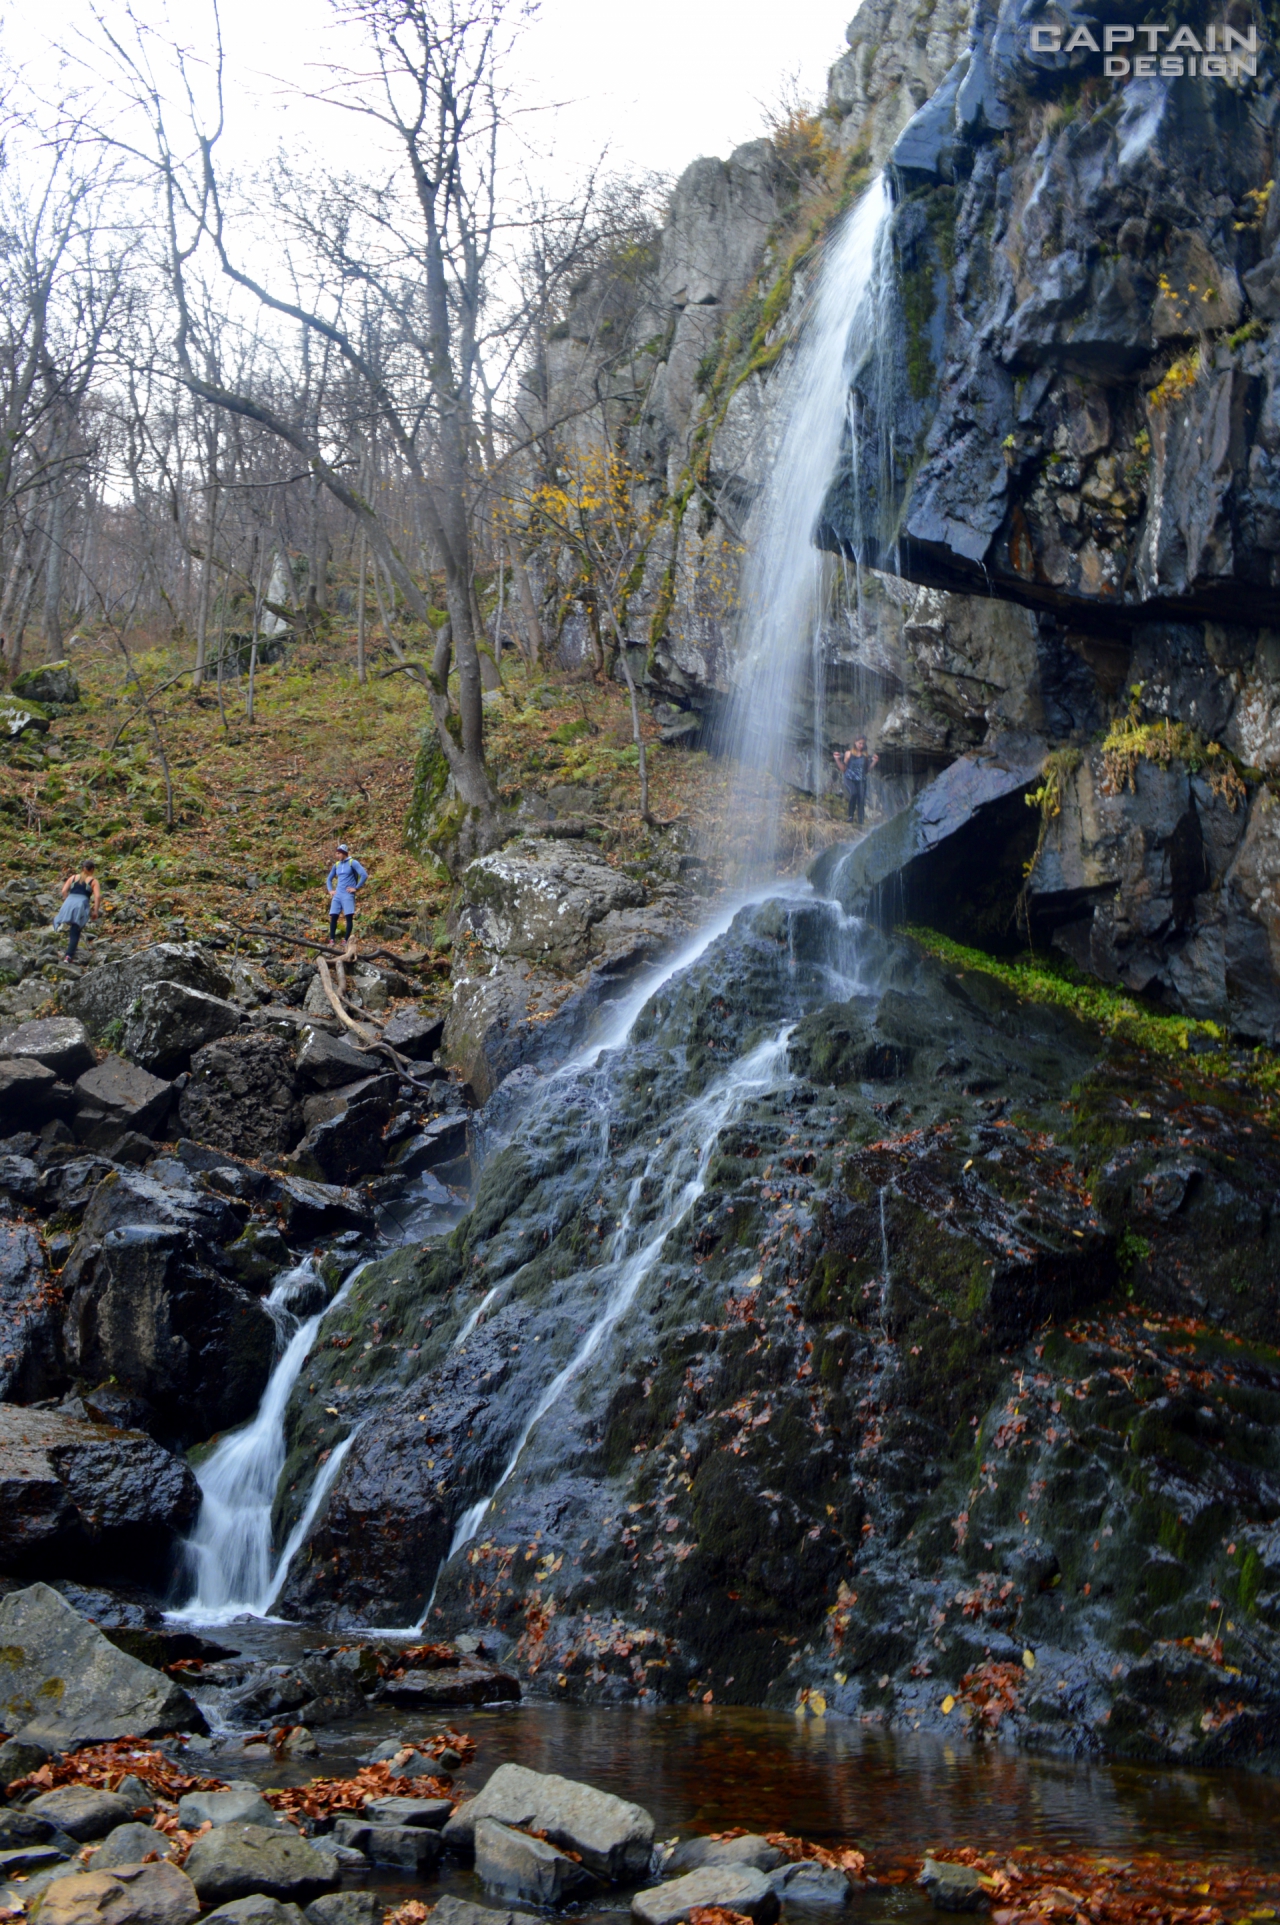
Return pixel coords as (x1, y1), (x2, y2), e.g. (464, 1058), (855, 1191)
(316, 956), (378, 1045)
(222, 921), (448, 971)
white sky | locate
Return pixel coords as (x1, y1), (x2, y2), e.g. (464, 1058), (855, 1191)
(7, 0), (858, 189)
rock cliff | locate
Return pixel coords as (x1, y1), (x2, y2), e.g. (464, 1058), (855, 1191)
(815, 0), (1280, 1036)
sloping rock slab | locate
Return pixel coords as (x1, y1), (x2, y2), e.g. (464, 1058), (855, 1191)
(810, 736), (1048, 925)
(273, 1176), (372, 1240)
(453, 1762), (652, 1879)
(632, 1866), (780, 1925)
(429, 1899), (540, 1925)
(0, 1408), (199, 1584)
(0, 1582), (204, 1745)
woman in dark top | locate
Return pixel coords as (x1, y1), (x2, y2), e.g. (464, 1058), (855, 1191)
(53, 858), (100, 961)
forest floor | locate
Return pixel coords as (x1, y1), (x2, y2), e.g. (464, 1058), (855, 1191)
(0, 627), (851, 976)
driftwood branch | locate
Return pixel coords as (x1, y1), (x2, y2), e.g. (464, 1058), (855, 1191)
(223, 921), (448, 971)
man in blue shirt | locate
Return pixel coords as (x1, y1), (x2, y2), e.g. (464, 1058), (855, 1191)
(326, 843), (369, 944)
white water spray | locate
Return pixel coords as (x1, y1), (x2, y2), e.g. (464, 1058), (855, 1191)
(724, 174), (891, 863)
(175, 1262), (364, 1623)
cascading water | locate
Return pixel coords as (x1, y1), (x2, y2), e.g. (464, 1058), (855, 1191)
(177, 1262), (365, 1623)
(443, 1025), (796, 1574)
(721, 174), (892, 869)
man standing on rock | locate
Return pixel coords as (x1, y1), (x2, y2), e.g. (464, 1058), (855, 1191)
(833, 737), (878, 826)
(326, 843), (368, 945)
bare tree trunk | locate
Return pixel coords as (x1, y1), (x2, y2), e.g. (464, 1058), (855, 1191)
(194, 482), (217, 688)
(356, 533), (367, 685)
(605, 602), (655, 827)
(42, 485), (66, 661)
(494, 542), (505, 672)
(513, 553), (544, 666)
(10, 557), (43, 680)
(432, 619), (452, 688)
(247, 545), (266, 723)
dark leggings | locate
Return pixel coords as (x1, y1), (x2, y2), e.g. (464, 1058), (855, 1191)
(846, 785), (866, 824)
(65, 921), (84, 960)
(330, 911), (354, 941)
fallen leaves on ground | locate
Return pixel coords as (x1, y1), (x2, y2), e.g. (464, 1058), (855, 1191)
(264, 1760), (457, 1823)
(764, 1833), (866, 1878)
(7, 1741), (224, 1800)
(689, 1910), (755, 1925)
(385, 1904), (431, 1925)
(921, 1847), (1280, 1923)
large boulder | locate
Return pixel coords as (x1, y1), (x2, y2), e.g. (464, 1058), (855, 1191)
(0, 1019), (95, 1081)
(453, 1764), (653, 1880)
(0, 1222), (63, 1403)
(445, 843), (688, 1101)
(380, 1008), (444, 1060)
(0, 1407), (198, 1584)
(455, 837), (645, 972)
(73, 1059), (172, 1143)
(122, 984), (242, 1078)
(294, 1030), (372, 1090)
(67, 946), (233, 1041)
(181, 1825), (335, 1906)
(26, 1789), (134, 1843)
(0, 1060), (75, 1132)
(176, 1786), (284, 1832)
(12, 663), (80, 706)
(0, 1583), (204, 1746)
(60, 1168), (274, 1449)
(179, 1033), (301, 1159)
(32, 1861), (199, 1925)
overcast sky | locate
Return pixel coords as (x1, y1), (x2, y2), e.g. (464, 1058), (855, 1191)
(7, 0), (857, 189)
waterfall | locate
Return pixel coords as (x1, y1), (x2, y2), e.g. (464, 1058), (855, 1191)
(437, 1025), (796, 1583)
(722, 174), (892, 870)
(175, 1262), (365, 1624)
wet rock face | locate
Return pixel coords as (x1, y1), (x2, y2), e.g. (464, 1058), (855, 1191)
(0, 1406), (199, 1586)
(274, 897), (1280, 1765)
(59, 1168), (275, 1450)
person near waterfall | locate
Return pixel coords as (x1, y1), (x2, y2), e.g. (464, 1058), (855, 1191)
(326, 843), (368, 945)
(834, 738), (878, 825)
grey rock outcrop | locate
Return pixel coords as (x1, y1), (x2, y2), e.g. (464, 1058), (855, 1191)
(92, 1825), (177, 1871)
(177, 1786), (285, 1832)
(444, 836), (690, 1100)
(60, 1168), (274, 1449)
(67, 945), (233, 1040)
(73, 1059), (172, 1143)
(122, 983), (242, 1077)
(0, 1583), (203, 1745)
(0, 1407), (199, 1583)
